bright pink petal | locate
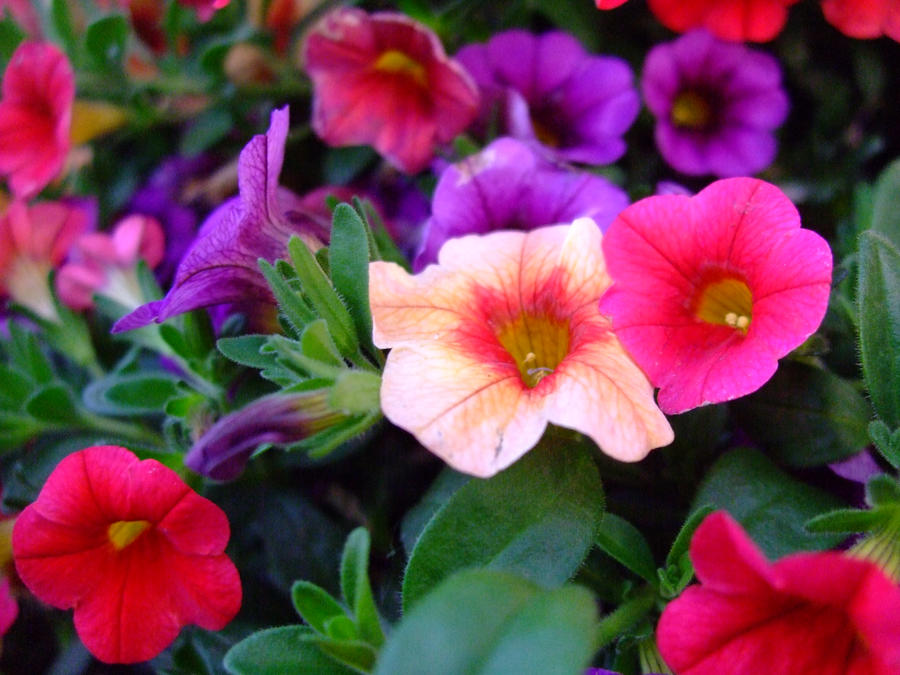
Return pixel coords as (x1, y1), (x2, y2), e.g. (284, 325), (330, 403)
(0, 577), (17, 637)
(647, 0), (800, 42)
(595, 0), (629, 7)
(821, 0), (900, 41)
(0, 41), (74, 198)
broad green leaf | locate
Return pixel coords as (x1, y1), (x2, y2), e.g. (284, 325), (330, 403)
(805, 508), (885, 533)
(324, 615), (358, 641)
(82, 373), (180, 415)
(313, 638), (378, 673)
(25, 384), (80, 425)
(49, 0), (77, 60)
(400, 468), (469, 555)
(375, 570), (598, 675)
(0, 411), (42, 451)
(217, 335), (275, 368)
(731, 361), (871, 466)
(340, 528), (385, 647)
(402, 440), (604, 610)
(692, 448), (844, 558)
(292, 581), (349, 636)
(0, 18), (25, 61)
(869, 420), (900, 468)
(6, 321), (53, 384)
(329, 204), (376, 356)
(858, 231), (900, 428)
(871, 157), (900, 243)
(866, 474), (900, 507)
(223, 626), (357, 675)
(301, 320), (345, 368)
(0, 364), (32, 408)
(85, 15), (128, 70)
(595, 513), (657, 584)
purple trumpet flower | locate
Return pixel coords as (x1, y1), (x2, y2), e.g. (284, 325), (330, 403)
(456, 30), (640, 165)
(413, 137), (629, 270)
(113, 107), (328, 332)
(184, 389), (347, 480)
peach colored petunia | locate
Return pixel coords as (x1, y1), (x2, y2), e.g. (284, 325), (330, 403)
(369, 218), (673, 478)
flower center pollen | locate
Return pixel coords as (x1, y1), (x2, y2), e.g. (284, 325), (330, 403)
(694, 277), (753, 334)
(108, 520), (151, 550)
(671, 90), (713, 130)
(373, 50), (428, 88)
(496, 314), (570, 388)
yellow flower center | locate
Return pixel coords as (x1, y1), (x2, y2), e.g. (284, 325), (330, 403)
(372, 50), (428, 88)
(694, 277), (753, 334)
(107, 520), (151, 551)
(530, 116), (560, 148)
(496, 314), (570, 388)
(671, 90), (713, 130)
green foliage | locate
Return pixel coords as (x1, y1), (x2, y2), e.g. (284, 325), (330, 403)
(692, 448), (845, 559)
(595, 513), (657, 584)
(85, 15), (129, 71)
(375, 570), (598, 675)
(224, 627), (358, 675)
(869, 420), (900, 468)
(402, 440), (604, 610)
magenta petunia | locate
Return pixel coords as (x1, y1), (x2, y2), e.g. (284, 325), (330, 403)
(598, 177), (832, 414)
(12, 446), (241, 664)
(302, 8), (479, 174)
(455, 29), (639, 165)
(656, 511), (900, 674)
(414, 137), (629, 270)
(0, 41), (74, 199)
(642, 30), (789, 177)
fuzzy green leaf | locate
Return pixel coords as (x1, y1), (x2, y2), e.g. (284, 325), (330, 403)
(340, 528), (385, 648)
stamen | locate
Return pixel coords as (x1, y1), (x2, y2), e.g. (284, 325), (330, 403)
(694, 276), (753, 334)
(495, 316), (570, 388)
(372, 50), (428, 87)
(108, 520), (150, 551)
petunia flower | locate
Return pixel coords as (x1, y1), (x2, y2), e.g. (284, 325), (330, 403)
(598, 177), (832, 415)
(642, 30), (789, 177)
(456, 30), (639, 165)
(302, 8), (480, 174)
(646, 0), (801, 42)
(0, 199), (91, 321)
(185, 389), (352, 480)
(414, 137), (629, 270)
(56, 214), (166, 311)
(594, 0), (629, 8)
(113, 106), (330, 332)
(0, 41), (74, 199)
(820, 0), (900, 42)
(369, 218), (673, 478)
(12, 445), (241, 664)
(656, 511), (900, 674)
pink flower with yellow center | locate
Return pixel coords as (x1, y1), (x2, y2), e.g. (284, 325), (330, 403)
(369, 218), (673, 478)
(302, 8), (480, 174)
(598, 177), (832, 415)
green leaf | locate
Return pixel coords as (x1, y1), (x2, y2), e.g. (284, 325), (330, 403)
(292, 581), (349, 636)
(297, 410), (380, 459)
(224, 626), (357, 675)
(402, 440), (604, 610)
(25, 384), (80, 425)
(301, 320), (345, 368)
(259, 258), (317, 336)
(6, 321), (53, 384)
(858, 231), (900, 428)
(871, 157), (900, 243)
(324, 615), (359, 641)
(0, 17), (25, 61)
(217, 335), (276, 368)
(805, 508), (885, 533)
(400, 468), (469, 555)
(329, 204), (375, 356)
(49, 0), (78, 60)
(665, 505), (716, 570)
(866, 474), (900, 507)
(329, 371), (381, 415)
(286, 237), (359, 358)
(0, 364), (32, 408)
(0, 411), (42, 451)
(83, 373), (180, 415)
(180, 107), (232, 156)
(730, 361), (871, 466)
(85, 15), (128, 70)
(692, 448), (845, 558)
(595, 513), (657, 584)
(375, 570), (598, 675)
(340, 528), (385, 648)
(313, 638), (378, 673)
(869, 420), (900, 469)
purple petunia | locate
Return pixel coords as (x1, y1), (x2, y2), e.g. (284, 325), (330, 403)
(456, 30), (640, 165)
(413, 137), (629, 270)
(113, 107), (333, 333)
(642, 29), (789, 177)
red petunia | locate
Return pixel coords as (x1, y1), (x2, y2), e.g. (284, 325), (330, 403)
(302, 8), (479, 174)
(657, 511), (900, 674)
(598, 178), (832, 414)
(821, 0), (900, 42)
(12, 446), (241, 664)
(647, 0), (801, 42)
(0, 41), (74, 199)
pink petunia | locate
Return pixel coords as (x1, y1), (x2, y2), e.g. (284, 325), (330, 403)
(647, 0), (801, 42)
(302, 8), (480, 174)
(12, 446), (242, 664)
(369, 218), (673, 478)
(657, 511), (900, 674)
(820, 0), (900, 42)
(0, 41), (74, 199)
(598, 178), (832, 414)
